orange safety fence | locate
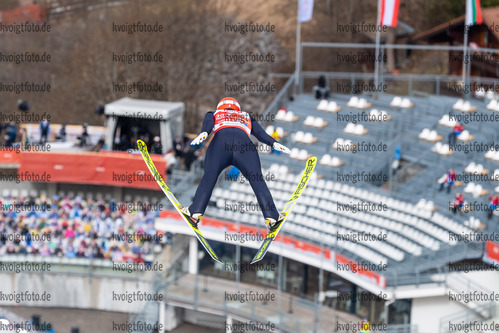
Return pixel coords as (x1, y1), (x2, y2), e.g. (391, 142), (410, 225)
(0, 149), (21, 165)
(0, 150), (166, 190)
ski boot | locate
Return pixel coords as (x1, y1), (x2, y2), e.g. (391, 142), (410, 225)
(180, 207), (203, 228)
(265, 213), (285, 232)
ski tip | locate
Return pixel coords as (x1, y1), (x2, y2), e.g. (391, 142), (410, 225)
(208, 252), (222, 264)
(137, 139), (146, 150)
(250, 257), (262, 265)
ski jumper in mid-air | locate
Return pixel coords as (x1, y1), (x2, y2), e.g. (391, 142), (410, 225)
(181, 97), (291, 230)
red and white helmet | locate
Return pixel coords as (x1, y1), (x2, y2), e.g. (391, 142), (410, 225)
(217, 97), (241, 112)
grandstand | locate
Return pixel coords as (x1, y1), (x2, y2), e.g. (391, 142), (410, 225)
(152, 76), (499, 332)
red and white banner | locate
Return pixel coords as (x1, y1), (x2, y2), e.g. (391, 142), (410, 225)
(380, 0), (400, 27)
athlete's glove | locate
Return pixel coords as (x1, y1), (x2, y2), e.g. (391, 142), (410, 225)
(191, 132), (208, 146)
(273, 142), (291, 154)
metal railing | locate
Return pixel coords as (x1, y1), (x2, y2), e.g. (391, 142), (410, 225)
(299, 71), (499, 97)
(439, 302), (497, 333)
(133, 267), (377, 333)
(385, 242), (484, 286)
(0, 254), (154, 284)
(261, 73), (296, 123)
(385, 324), (419, 333)
(42, 0), (129, 22)
(297, 42), (499, 96)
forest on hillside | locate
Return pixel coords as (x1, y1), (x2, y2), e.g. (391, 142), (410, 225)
(1, 0), (499, 132)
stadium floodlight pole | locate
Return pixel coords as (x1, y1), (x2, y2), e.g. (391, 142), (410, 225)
(374, 0), (382, 100)
(295, 0), (301, 95)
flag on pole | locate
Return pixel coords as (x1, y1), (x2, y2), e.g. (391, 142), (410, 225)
(380, 0), (400, 27)
(466, 0), (483, 26)
(298, 0), (314, 23)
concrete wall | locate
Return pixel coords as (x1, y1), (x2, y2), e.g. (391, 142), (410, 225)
(0, 176), (163, 203)
(0, 272), (155, 313)
(411, 295), (467, 333)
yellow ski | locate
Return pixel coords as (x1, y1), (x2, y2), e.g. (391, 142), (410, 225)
(136, 140), (222, 264)
(251, 156), (317, 264)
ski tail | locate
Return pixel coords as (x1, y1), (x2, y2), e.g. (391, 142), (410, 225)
(251, 156), (317, 264)
(136, 140), (222, 264)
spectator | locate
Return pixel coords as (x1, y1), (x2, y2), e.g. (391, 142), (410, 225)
(392, 145), (401, 174)
(19, 127), (30, 150)
(17, 99), (30, 112)
(448, 121), (463, 147)
(54, 244), (64, 257)
(79, 123), (89, 147)
(5, 122), (17, 147)
(152, 136), (162, 154)
(39, 117), (50, 145)
(66, 245), (76, 258)
(451, 192), (464, 213)
(165, 150), (178, 175)
(141, 242), (154, 266)
(6, 244), (16, 254)
(59, 124), (67, 142)
(488, 194), (499, 220)
(174, 136), (185, 158)
(0, 195), (162, 262)
(76, 246), (86, 257)
(270, 129), (281, 155)
(125, 138), (134, 151)
(40, 244), (51, 257)
(314, 75), (330, 99)
(438, 169), (456, 193)
(183, 145), (197, 171)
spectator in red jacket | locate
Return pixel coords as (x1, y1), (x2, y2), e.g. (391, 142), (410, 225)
(452, 192), (464, 213)
(439, 169), (456, 193)
(448, 121), (463, 146)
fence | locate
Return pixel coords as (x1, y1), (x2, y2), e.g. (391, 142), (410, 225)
(297, 42), (499, 97)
